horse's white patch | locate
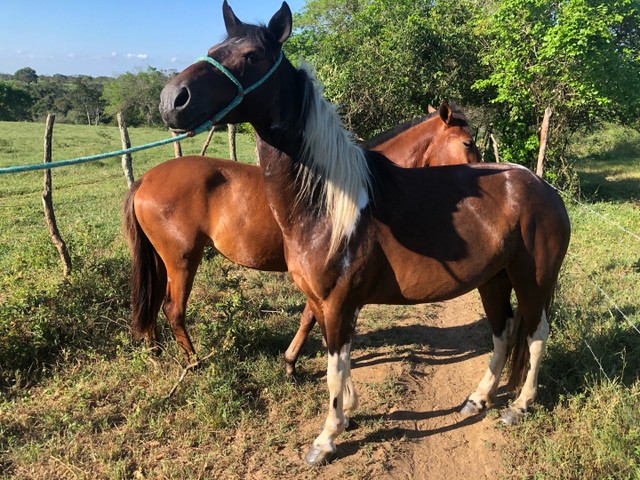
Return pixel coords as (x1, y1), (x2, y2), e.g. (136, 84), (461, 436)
(312, 341), (352, 454)
(512, 311), (549, 412)
(468, 316), (513, 408)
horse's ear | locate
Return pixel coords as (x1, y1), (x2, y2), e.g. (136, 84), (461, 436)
(427, 104), (436, 114)
(439, 102), (453, 125)
(268, 2), (293, 44)
(222, 0), (243, 33)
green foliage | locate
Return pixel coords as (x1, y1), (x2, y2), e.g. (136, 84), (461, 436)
(0, 80), (32, 121)
(102, 68), (170, 127)
(474, 0), (640, 180)
(13, 67), (38, 84)
(287, 0), (487, 137)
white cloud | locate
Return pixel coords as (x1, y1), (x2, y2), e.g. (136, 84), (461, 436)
(126, 53), (148, 60)
(111, 52), (118, 58)
(67, 53), (76, 58)
(170, 57), (178, 63)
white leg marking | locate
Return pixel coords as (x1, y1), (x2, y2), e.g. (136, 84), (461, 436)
(512, 311), (549, 412)
(312, 342), (352, 455)
(465, 317), (513, 411)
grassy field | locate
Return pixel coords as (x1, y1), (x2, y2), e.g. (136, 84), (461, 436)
(0, 120), (639, 479)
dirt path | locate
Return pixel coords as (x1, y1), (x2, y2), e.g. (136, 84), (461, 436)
(309, 291), (508, 479)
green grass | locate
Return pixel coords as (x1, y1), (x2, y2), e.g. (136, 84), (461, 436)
(0, 120), (639, 478)
(501, 124), (640, 479)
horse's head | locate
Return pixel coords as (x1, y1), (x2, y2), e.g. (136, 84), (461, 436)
(159, 1), (292, 132)
(423, 103), (482, 166)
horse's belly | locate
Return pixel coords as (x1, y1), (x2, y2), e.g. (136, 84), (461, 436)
(368, 241), (504, 305)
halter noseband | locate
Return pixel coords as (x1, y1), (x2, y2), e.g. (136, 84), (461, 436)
(193, 50), (284, 125)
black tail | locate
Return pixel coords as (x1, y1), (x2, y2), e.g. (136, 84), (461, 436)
(123, 180), (165, 339)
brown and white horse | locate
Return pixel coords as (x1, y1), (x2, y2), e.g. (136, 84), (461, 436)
(124, 104), (480, 375)
(158, 1), (570, 466)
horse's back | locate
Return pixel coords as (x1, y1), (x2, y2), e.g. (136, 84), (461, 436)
(366, 161), (570, 303)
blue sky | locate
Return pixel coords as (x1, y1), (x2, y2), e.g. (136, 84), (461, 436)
(0, 0), (306, 77)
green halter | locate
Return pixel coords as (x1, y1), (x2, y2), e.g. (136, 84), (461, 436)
(194, 50), (284, 124)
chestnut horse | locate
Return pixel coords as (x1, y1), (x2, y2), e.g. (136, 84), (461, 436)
(158, 1), (570, 466)
(124, 103), (481, 374)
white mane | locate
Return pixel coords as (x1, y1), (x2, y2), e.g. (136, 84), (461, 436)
(297, 63), (372, 259)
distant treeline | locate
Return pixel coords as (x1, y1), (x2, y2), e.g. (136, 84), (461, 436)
(0, 66), (173, 127)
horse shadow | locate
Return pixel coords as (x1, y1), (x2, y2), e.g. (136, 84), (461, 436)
(351, 318), (492, 370)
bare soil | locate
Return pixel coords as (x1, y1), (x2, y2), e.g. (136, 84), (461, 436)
(298, 291), (509, 480)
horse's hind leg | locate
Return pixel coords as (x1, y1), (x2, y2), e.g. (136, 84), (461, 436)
(284, 302), (316, 377)
(462, 270), (514, 415)
(501, 308), (549, 424)
(162, 252), (203, 367)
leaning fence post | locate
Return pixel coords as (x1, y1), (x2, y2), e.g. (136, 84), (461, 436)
(117, 112), (134, 187)
(200, 125), (216, 156)
(42, 114), (72, 277)
(536, 107), (552, 177)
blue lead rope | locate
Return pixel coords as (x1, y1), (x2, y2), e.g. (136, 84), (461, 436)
(0, 50), (283, 175)
(0, 121), (212, 175)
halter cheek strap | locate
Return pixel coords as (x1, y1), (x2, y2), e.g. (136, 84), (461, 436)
(193, 50), (284, 126)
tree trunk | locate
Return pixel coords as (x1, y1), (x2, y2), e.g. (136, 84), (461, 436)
(41, 114), (72, 277)
(536, 107), (553, 177)
(117, 112), (135, 187)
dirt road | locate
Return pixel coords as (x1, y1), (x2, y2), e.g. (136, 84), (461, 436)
(307, 291), (509, 479)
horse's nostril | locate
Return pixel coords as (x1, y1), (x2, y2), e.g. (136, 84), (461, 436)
(174, 87), (190, 109)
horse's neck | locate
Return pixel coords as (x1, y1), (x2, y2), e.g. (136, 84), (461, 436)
(373, 121), (436, 168)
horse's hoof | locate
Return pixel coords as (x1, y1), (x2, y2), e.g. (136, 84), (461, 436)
(461, 398), (486, 415)
(304, 445), (336, 467)
(284, 359), (297, 378)
(500, 407), (525, 425)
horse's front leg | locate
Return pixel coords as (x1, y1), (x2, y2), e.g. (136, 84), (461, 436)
(304, 308), (359, 466)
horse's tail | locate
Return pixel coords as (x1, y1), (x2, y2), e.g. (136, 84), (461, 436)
(505, 283), (557, 392)
(505, 308), (529, 392)
(123, 180), (165, 339)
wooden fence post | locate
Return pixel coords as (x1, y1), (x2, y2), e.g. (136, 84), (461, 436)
(200, 126), (216, 156)
(172, 131), (183, 157)
(42, 114), (72, 277)
(490, 133), (500, 163)
(228, 124), (237, 161)
(117, 112), (134, 187)
(536, 107), (553, 177)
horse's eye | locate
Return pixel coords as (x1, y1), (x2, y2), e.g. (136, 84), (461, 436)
(463, 140), (473, 149)
(245, 52), (263, 65)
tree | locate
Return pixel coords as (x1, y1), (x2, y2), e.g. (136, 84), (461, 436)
(287, 0), (488, 138)
(102, 68), (170, 127)
(0, 80), (33, 121)
(68, 76), (105, 125)
(474, 0), (640, 171)
(14, 67), (38, 84)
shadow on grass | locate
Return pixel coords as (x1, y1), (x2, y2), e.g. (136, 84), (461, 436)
(578, 170), (640, 202)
